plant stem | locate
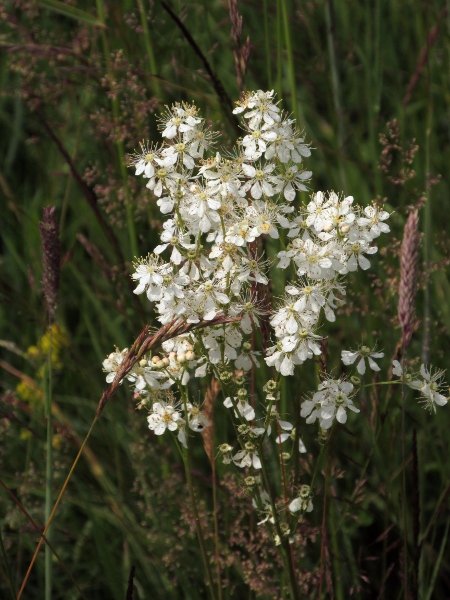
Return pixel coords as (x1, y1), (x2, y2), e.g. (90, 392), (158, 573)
(44, 324), (53, 600)
(259, 460), (299, 600)
(137, 0), (162, 99)
(95, 0), (138, 259)
(324, 0), (346, 189)
(181, 389), (217, 600)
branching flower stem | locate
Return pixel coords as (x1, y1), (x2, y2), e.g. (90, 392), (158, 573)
(259, 459), (300, 600)
(180, 386), (218, 600)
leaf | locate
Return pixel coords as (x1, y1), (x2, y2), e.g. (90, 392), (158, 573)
(38, 0), (106, 28)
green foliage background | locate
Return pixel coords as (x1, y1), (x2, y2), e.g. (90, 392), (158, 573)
(1, 0), (449, 598)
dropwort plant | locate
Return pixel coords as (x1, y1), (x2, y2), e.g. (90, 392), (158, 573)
(97, 90), (449, 597)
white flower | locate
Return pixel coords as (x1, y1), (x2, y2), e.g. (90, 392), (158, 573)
(264, 118), (311, 164)
(183, 123), (218, 158)
(147, 401), (183, 435)
(225, 218), (257, 246)
(276, 426), (307, 454)
(286, 280), (329, 316)
(187, 187), (221, 233)
(242, 128), (277, 160)
(341, 345), (384, 375)
(158, 103), (202, 139)
(131, 255), (171, 301)
(102, 348), (128, 384)
(342, 239), (377, 272)
(202, 326), (242, 363)
(224, 396), (255, 421)
(233, 89), (281, 129)
(241, 162), (279, 199)
(233, 442), (262, 469)
(409, 364), (448, 412)
(234, 341), (261, 371)
(357, 205), (390, 239)
(146, 164), (180, 198)
(302, 378), (359, 429)
(131, 141), (159, 178)
(158, 142), (196, 170)
(248, 204), (280, 239)
(289, 485), (313, 513)
(294, 239), (334, 279)
(321, 193), (356, 233)
(277, 165), (312, 201)
(305, 191), (332, 232)
(252, 491), (275, 524)
(186, 403), (210, 431)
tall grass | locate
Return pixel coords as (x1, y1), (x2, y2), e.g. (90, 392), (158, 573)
(1, 0), (449, 598)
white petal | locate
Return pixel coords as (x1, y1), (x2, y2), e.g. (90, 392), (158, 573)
(356, 357), (366, 375)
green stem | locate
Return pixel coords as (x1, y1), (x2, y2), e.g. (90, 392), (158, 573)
(259, 459), (299, 600)
(136, 0), (162, 99)
(0, 527), (16, 599)
(95, 0), (138, 259)
(324, 0), (346, 188)
(180, 388), (217, 600)
(44, 324), (53, 600)
(280, 0), (304, 125)
(263, 0), (272, 88)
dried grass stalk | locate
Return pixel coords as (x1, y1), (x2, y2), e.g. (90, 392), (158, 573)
(39, 206), (60, 321)
(228, 0), (251, 93)
(96, 315), (239, 417)
(398, 209), (420, 348)
(201, 377), (221, 466)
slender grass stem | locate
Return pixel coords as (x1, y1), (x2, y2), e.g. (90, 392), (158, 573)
(280, 0), (299, 123)
(259, 459), (299, 600)
(0, 526), (16, 599)
(17, 417), (98, 600)
(262, 0), (272, 88)
(95, 0), (138, 259)
(276, 1), (283, 100)
(211, 458), (223, 600)
(324, 0), (346, 188)
(44, 324), (53, 600)
(137, 0), (162, 99)
(401, 348), (409, 597)
(180, 388), (217, 600)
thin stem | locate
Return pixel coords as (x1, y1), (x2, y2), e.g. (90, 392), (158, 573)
(324, 0), (346, 188)
(211, 458), (223, 600)
(259, 459), (299, 600)
(401, 347), (409, 597)
(0, 526), (16, 599)
(181, 388), (217, 600)
(262, 0), (272, 88)
(95, 0), (138, 259)
(17, 417), (98, 600)
(136, 0), (162, 99)
(44, 323), (53, 600)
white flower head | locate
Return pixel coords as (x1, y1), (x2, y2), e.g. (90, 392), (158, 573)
(102, 348), (128, 384)
(233, 442), (262, 469)
(131, 140), (159, 178)
(409, 364), (448, 413)
(341, 345), (384, 375)
(233, 89), (281, 130)
(301, 377), (359, 429)
(158, 102), (202, 139)
(289, 485), (313, 514)
(147, 400), (184, 435)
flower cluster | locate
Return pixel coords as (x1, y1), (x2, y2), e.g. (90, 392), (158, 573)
(101, 90), (447, 541)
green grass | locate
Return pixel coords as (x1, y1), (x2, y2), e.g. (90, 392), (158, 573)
(1, 1), (449, 598)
